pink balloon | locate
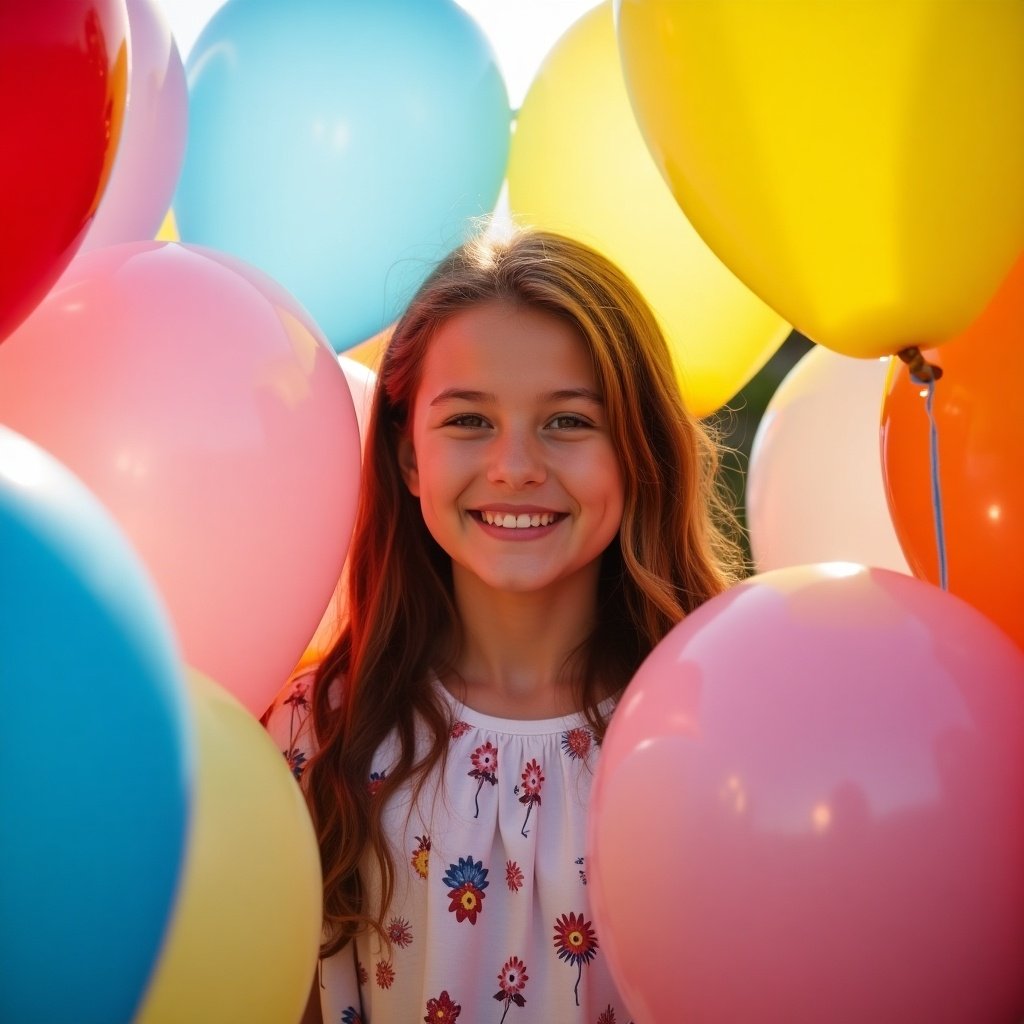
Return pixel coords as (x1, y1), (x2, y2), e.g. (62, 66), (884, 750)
(82, 0), (188, 250)
(590, 565), (1024, 1023)
(0, 241), (360, 717)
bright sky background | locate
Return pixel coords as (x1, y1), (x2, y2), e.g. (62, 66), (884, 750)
(159, 0), (604, 106)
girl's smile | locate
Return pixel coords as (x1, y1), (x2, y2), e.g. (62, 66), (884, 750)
(399, 299), (625, 598)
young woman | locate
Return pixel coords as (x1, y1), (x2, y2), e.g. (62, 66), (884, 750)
(269, 228), (745, 1022)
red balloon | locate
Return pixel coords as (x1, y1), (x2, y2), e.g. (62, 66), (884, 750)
(0, 0), (128, 342)
(881, 254), (1024, 650)
(590, 565), (1024, 1023)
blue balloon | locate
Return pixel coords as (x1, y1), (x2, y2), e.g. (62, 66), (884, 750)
(0, 427), (193, 1024)
(175, 0), (511, 351)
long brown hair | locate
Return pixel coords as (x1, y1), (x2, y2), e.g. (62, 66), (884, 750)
(305, 228), (745, 956)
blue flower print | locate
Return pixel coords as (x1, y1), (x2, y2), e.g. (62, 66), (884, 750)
(443, 855), (490, 924)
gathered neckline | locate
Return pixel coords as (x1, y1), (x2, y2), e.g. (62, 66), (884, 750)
(430, 674), (617, 736)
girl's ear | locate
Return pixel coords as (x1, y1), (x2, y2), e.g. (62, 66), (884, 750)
(397, 435), (420, 496)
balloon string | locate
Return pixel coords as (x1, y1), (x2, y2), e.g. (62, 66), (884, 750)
(897, 346), (948, 590)
(924, 377), (948, 591)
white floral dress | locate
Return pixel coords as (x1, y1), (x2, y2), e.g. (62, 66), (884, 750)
(265, 674), (633, 1024)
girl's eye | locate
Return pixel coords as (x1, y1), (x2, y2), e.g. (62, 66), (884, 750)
(547, 414), (591, 430)
(445, 413), (489, 429)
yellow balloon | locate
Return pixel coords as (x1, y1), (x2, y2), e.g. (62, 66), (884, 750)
(507, 2), (789, 417)
(136, 670), (321, 1024)
(615, 0), (1024, 358)
(155, 208), (179, 242)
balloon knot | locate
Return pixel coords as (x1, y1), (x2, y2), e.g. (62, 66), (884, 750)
(897, 346), (943, 385)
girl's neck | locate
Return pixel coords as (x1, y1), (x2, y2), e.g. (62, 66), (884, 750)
(442, 565), (600, 720)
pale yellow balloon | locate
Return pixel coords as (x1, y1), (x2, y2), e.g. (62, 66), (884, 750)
(155, 208), (179, 242)
(136, 670), (321, 1024)
(507, 2), (789, 416)
(616, 0), (1024, 358)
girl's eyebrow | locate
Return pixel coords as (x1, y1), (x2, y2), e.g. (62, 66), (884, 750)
(429, 386), (604, 407)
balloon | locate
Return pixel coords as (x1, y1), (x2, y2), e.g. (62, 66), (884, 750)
(0, 241), (361, 717)
(748, 345), (910, 574)
(155, 207), (179, 240)
(590, 564), (1024, 1023)
(291, 357), (377, 675)
(82, 0), (189, 250)
(615, 0), (1024, 358)
(507, 2), (788, 416)
(136, 670), (321, 1024)
(175, 0), (510, 352)
(345, 323), (392, 372)
(881, 255), (1024, 649)
(0, 0), (128, 342)
(0, 426), (192, 1024)
(339, 355), (378, 444)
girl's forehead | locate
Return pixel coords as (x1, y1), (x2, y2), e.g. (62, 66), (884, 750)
(417, 300), (598, 392)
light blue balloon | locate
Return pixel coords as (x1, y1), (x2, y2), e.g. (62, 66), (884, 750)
(175, 0), (511, 351)
(0, 427), (193, 1024)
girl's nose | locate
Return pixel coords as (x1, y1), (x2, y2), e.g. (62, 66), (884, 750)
(486, 429), (546, 488)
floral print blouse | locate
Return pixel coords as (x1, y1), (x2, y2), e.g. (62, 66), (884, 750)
(265, 674), (633, 1024)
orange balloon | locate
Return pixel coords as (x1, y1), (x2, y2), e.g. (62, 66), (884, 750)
(881, 255), (1023, 649)
(344, 323), (392, 370)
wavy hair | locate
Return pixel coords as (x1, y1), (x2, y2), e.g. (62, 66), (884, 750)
(305, 229), (745, 956)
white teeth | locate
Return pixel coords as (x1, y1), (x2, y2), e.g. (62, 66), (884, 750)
(481, 511), (557, 528)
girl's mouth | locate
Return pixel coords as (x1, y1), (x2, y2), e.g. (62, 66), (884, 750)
(472, 510), (565, 529)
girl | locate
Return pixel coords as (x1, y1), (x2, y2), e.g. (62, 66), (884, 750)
(270, 228), (744, 1023)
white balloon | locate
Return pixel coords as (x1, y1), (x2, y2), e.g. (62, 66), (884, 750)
(83, 0), (188, 249)
(747, 346), (911, 574)
(338, 356), (377, 445)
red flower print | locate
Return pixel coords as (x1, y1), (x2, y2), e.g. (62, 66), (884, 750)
(471, 742), (498, 774)
(517, 757), (544, 836)
(561, 727), (592, 761)
(357, 960), (368, 985)
(423, 990), (461, 1023)
(375, 959), (395, 989)
(505, 859), (524, 893)
(520, 758), (544, 798)
(450, 720), (472, 740)
(411, 834), (431, 879)
(493, 956), (528, 1020)
(368, 769), (387, 796)
(553, 912), (599, 1006)
(497, 955), (528, 996)
(596, 1007), (616, 1024)
(448, 883), (485, 923)
(387, 915), (413, 948)
(468, 741), (498, 818)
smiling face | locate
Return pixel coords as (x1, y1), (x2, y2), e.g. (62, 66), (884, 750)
(398, 299), (625, 603)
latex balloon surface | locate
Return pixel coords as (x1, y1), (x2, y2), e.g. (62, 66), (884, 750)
(291, 357), (377, 675)
(83, 0), (188, 250)
(748, 346), (909, 574)
(175, 0), (510, 352)
(0, 0), (128, 341)
(509, 2), (788, 415)
(0, 242), (361, 717)
(882, 255), (1023, 649)
(136, 670), (321, 1024)
(615, 0), (1024, 357)
(0, 426), (192, 1024)
(591, 564), (1024, 1022)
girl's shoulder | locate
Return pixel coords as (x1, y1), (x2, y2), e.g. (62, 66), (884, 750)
(263, 668), (342, 786)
